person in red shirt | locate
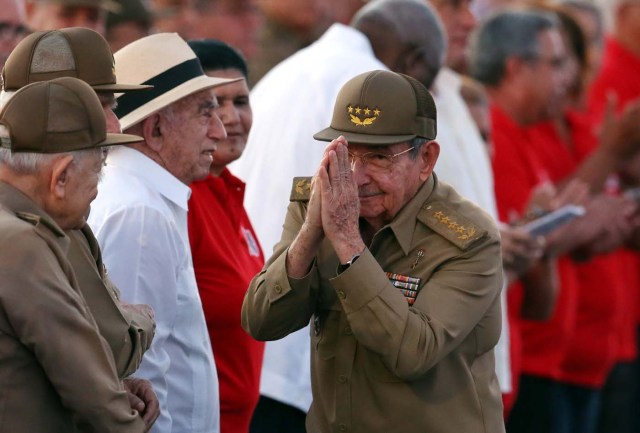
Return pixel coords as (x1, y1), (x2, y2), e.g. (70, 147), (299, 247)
(187, 39), (265, 433)
(587, 2), (640, 432)
(469, 7), (639, 432)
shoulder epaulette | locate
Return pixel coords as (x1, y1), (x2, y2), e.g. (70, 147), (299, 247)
(290, 177), (312, 202)
(15, 211), (65, 237)
(417, 200), (487, 250)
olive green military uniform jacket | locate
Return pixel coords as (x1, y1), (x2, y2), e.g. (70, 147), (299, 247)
(67, 225), (154, 379)
(0, 181), (145, 433)
(242, 175), (505, 433)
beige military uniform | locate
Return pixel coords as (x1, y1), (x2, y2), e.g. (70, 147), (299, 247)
(243, 174), (505, 433)
(0, 182), (145, 433)
(67, 225), (154, 379)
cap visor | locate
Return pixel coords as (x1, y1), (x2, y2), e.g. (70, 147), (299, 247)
(93, 83), (153, 92)
(99, 132), (144, 146)
(313, 127), (416, 146)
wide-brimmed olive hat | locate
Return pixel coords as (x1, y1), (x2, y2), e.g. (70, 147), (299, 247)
(314, 70), (437, 146)
(2, 27), (150, 93)
(0, 77), (143, 153)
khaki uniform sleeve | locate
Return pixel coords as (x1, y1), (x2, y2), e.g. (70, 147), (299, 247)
(242, 201), (319, 340)
(104, 274), (156, 377)
(2, 231), (145, 432)
(329, 234), (503, 380)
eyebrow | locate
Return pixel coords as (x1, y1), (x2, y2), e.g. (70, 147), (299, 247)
(199, 99), (218, 111)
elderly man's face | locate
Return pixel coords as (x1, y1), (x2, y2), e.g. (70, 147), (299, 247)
(98, 93), (121, 133)
(349, 141), (433, 227)
(26, 3), (106, 35)
(159, 88), (226, 184)
(60, 148), (106, 229)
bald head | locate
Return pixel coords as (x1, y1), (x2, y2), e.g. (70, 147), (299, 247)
(352, 0), (446, 89)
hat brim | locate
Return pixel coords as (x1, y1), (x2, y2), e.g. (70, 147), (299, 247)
(93, 83), (153, 92)
(313, 126), (417, 146)
(118, 75), (241, 130)
(99, 132), (144, 146)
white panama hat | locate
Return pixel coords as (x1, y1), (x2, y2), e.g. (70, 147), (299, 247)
(113, 33), (241, 130)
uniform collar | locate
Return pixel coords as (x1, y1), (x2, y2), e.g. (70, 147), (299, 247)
(387, 174), (436, 255)
(0, 181), (67, 238)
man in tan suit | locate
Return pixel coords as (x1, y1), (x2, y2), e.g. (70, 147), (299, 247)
(0, 77), (146, 432)
(242, 70), (505, 433)
(1, 27), (159, 428)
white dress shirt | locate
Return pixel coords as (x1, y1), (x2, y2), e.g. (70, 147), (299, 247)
(89, 147), (219, 433)
(433, 67), (511, 393)
(230, 23), (387, 412)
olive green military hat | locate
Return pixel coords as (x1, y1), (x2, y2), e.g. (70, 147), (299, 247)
(314, 70), (437, 146)
(2, 27), (151, 92)
(0, 77), (142, 153)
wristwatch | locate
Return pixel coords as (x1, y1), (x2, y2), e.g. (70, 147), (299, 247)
(337, 252), (361, 274)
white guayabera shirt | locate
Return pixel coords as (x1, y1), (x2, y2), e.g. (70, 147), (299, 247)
(89, 146), (220, 433)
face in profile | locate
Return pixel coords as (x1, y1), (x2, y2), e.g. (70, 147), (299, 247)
(158, 88), (227, 184)
(62, 148), (106, 229)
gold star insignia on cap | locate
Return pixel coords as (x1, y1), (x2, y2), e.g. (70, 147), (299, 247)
(347, 105), (380, 127)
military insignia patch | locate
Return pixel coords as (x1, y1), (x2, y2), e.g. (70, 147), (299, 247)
(347, 104), (380, 127)
(418, 201), (487, 250)
(290, 176), (312, 202)
(386, 272), (421, 306)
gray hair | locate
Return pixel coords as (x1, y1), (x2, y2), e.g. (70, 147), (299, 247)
(0, 126), (103, 174)
(468, 10), (559, 86)
(408, 137), (428, 159)
(352, 0), (447, 87)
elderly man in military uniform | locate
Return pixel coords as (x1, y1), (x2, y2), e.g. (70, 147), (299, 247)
(242, 70), (505, 433)
(1, 27), (159, 428)
(0, 77), (147, 432)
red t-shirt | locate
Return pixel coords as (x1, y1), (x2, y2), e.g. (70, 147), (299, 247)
(588, 36), (640, 362)
(491, 105), (579, 404)
(188, 169), (265, 433)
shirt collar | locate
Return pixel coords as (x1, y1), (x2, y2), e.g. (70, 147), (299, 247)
(106, 146), (192, 211)
(386, 174), (437, 255)
(318, 23), (377, 56)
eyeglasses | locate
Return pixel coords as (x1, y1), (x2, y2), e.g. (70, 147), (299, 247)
(348, 146), (415, 171)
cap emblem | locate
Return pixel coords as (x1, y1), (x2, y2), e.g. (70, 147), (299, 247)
(347, 105), (380, 127)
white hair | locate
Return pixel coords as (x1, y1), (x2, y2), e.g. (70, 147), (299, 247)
(0, 125), (102, 174)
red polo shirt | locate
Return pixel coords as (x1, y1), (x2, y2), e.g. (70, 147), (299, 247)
(188, 169), (265, 433)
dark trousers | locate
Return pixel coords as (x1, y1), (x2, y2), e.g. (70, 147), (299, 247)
(552, 382), (601, 433)
(249, 396), (307, 433)
(597, 360), (639, 433)
(507, 375), (559, 433)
